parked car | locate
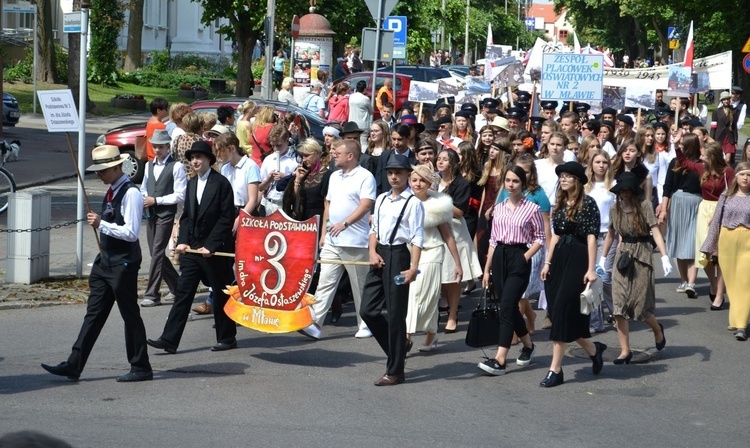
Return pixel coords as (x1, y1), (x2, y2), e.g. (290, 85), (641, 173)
(331, 72), (412, 116)
(2, 93), (20, 127)
(376, 65), (452, 82)
(96, 98), (324, 183)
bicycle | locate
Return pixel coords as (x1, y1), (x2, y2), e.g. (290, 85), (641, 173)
(0, 157), (17, 214)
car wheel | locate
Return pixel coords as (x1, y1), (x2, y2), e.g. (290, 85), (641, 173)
(122, 152), (145, 184)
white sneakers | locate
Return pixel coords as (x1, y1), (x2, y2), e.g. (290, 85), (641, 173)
(354, 327), (373, 338)
(299, 323), (322, 340)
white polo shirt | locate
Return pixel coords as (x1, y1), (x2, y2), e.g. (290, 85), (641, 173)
(325, 165), (377, 248)
(221, 155), (261, 207)
(260, 150), (298, 202)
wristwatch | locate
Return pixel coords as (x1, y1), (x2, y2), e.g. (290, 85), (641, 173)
(343, 221), (349, 228)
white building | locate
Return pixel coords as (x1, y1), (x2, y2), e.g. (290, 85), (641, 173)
(1, 0), (232, 58)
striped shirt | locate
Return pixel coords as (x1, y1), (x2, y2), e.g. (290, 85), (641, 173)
(489, 197), (545, 248)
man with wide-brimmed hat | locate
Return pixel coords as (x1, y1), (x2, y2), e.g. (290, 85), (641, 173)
(42, 145), (153, 382)
(139, 129), (187, 308)
(148, 140), (238, 353)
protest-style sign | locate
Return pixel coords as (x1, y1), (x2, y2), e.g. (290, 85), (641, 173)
(625, 85), (656, 109)
(667, 65), (693, 96)
(224, 211), (320, 333)
(602, 51), (731, 90)
(436, 77), (459, 98)
(36, 89), (80, 133)
(603, 87), (626, 111)
(490, 62), (525, 88)
(408, 80), (439, 102)
(541, 53), (604, 101)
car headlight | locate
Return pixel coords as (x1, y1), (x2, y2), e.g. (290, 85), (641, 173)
(96, 135), (106, 146)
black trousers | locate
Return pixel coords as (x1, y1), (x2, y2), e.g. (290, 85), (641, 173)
(360, 244), (410, 376)
(492, 243), (531, 348)
(68, 261), (151, 373)
(160, 253), (237, 347)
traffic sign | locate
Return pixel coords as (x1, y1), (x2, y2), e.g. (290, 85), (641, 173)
(668, 26), (680, 40)
(365, 0), (398, 24)
(743, 53), (750, 75)
(669, 40), (679, 50)
(291, 15), (300, 40)
(742, 36), (750, 53)
(385, 16), (407, 47)
(525, 17), (535, 31)
(63, 12), (82, 33)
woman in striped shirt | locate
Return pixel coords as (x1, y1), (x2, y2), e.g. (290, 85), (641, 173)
(478, 164), (545, 376)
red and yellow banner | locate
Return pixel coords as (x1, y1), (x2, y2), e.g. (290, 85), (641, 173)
(225, 210), (319, 333)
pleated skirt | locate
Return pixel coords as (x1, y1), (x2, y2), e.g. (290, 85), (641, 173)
(694, 199), (717, 266)
(666, 190), (701, 260)
(719, 227), (750, 330)
(406, 245), (443, 334)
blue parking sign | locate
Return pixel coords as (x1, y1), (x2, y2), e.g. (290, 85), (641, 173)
(525, 17), (535, 31)
(385, 16), (407, 47)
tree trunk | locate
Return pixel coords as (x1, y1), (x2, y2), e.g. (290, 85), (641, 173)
(123, 0), (145, 72)
(68, 0), (98, 114)
(235, 28), (256, 98)
(35, 0), (60, 83)
(652, 17), (669, 64)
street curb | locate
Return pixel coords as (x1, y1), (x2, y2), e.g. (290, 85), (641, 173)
(0, 300), (84, 310)
(17, 173), (78, 191)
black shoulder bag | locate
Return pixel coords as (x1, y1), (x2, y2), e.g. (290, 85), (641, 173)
(465, 287), (500, 348)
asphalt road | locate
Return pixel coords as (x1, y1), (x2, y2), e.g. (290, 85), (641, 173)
(1, 114), (749, 446)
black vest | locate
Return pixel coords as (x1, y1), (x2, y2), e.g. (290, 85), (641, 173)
(98, 181), (142, 267)
(145, 157), (178, 219)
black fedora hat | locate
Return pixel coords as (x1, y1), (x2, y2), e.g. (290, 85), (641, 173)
(185, 140), (216, 166)
(555, 161), (587, 185)
(610, 171), (643, 196)
(384, 154), (412, 171)
(341, 121), (364, 134)
(423, 120), (439, 132)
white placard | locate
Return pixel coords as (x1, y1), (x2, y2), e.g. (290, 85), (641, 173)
(407, 81), (439, 102)
(602, 51), (732, 90)
(37, 89), (80, 132)
(624, 85), (656, 109)
(541, 53), (604, 101)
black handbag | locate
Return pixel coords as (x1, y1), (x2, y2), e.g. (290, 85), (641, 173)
(465, 287), (500, 348)
(616, 249), (633, 272)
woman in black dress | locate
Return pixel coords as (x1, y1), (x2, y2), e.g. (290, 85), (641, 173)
(539, 162), (607, 388)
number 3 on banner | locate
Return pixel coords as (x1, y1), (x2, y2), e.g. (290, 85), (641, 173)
(260, 231), (287, 295)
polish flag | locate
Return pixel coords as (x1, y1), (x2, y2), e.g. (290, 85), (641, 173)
(683, 21), (694, 70)
(573, 31), (581, 54)
(487, 23), (493, 46)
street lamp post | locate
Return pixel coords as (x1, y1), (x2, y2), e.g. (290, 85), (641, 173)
(464, 0), (469, 66)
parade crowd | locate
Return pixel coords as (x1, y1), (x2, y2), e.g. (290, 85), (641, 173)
(40, 77), (748, 388)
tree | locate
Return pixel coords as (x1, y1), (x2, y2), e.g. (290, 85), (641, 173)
(68, 0), (97, 113)
(34, 0), (60, 83)
(123, 0), (145, 72)
(89, 0), (124, 85)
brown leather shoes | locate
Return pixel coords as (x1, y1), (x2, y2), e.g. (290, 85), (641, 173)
(192, 301), (211, 315)
(374, 373), (405, 386)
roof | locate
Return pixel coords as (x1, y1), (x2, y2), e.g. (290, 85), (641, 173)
(527, 4), (565, 24)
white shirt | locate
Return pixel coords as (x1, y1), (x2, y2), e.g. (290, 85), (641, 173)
(371, 188), (425, 247)
(656, 144), (676, 203)
(588, 181), (615, 233)
(643, 156), (659, 197)
(326, 165), (377, 248)
(535, 158), (561, 206)
(196, 169), (211, 205)
(438, 135), (464, 151)
(139, 155), (187, 206)
(99, 174), (142, 243)
(348, 92), (373, 130)
(260, 150), (298, 202)
(475, 115), (488, 132)
(221, 155), (261, 206)
(602, 141), (617, 158)
(732, 100), (747, 130)
(563, 149), (577, 162)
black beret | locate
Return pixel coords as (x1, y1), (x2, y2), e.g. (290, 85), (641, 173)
(541, 101), (558, 110)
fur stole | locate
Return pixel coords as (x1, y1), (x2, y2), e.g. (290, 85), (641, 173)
(422, 191), (454, 229)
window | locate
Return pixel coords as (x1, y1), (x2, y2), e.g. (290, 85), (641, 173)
(559, 30), (568, 40)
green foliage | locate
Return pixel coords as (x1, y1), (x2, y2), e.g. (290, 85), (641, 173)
(118, 70), (213, 90)
(89, 0), (125, 85)
(4, 44), (68, 84)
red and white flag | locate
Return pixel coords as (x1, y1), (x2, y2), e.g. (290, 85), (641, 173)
(683, 21), (694, 70)
(573, 31), (581, 54)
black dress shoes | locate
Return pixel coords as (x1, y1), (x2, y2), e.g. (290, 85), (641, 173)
(41, 362), (80, 381)
(147, 337), (177, 354)
(330, 311), (342, 324)
(539, 369), (564, 388)
(210, 340), (237, 351)
(116, 370), (153, 382)
(590, 342), (607, 375)
(374, 373), (405, 386)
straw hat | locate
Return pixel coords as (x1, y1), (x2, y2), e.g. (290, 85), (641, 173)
(86, 145), (128, 172)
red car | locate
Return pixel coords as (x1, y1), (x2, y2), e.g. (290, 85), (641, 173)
(331, 72), (412, 116)
(96, 98), (323, 183)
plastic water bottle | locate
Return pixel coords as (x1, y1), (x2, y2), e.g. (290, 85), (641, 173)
(595, 265), (606, 279)
(394, 270), (421, 285)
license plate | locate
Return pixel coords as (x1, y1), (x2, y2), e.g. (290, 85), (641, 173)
(9, 111), (20, 118)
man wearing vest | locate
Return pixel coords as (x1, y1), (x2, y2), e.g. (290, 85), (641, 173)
(42, 146), (152, 382)
(147, 141), (238, 353)
(140, 129), (187, 307)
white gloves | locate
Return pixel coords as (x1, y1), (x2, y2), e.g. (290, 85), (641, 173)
(661, 255), (673, 277)
(597, 256), (607, 271)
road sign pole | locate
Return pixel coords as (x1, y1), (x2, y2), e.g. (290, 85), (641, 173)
(32, 4), (38, 114)
(76, 5), (90, 278)
(370, 0), (383, 113)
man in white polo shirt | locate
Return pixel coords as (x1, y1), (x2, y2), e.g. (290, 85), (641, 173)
(299, 139), (376, 339)
(259, 124), (298, 216)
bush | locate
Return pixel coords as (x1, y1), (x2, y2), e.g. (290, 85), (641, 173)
(119, 69), (214, 90)
(3, 44), (68, 84)
(89, 0), (124, 85)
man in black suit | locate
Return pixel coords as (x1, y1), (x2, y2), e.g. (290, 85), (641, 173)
(375, 123), (417, 195)
(147, 141), (238, 353)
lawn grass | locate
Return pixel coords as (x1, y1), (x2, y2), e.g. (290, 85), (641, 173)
(3, 81), (233, 115)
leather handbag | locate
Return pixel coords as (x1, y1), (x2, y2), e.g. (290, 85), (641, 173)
(617, 249), (633, 272)
(579, 282), (600, 315)
(465, 287), (500, 348)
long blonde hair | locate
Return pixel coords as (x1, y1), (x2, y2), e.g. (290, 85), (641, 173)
(478, 138), (508, 186)
(636, 124), (657, 164)
(585, 149), (615, 193)
(726, 162), (750, 197)
(700, 141), (729, 185)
